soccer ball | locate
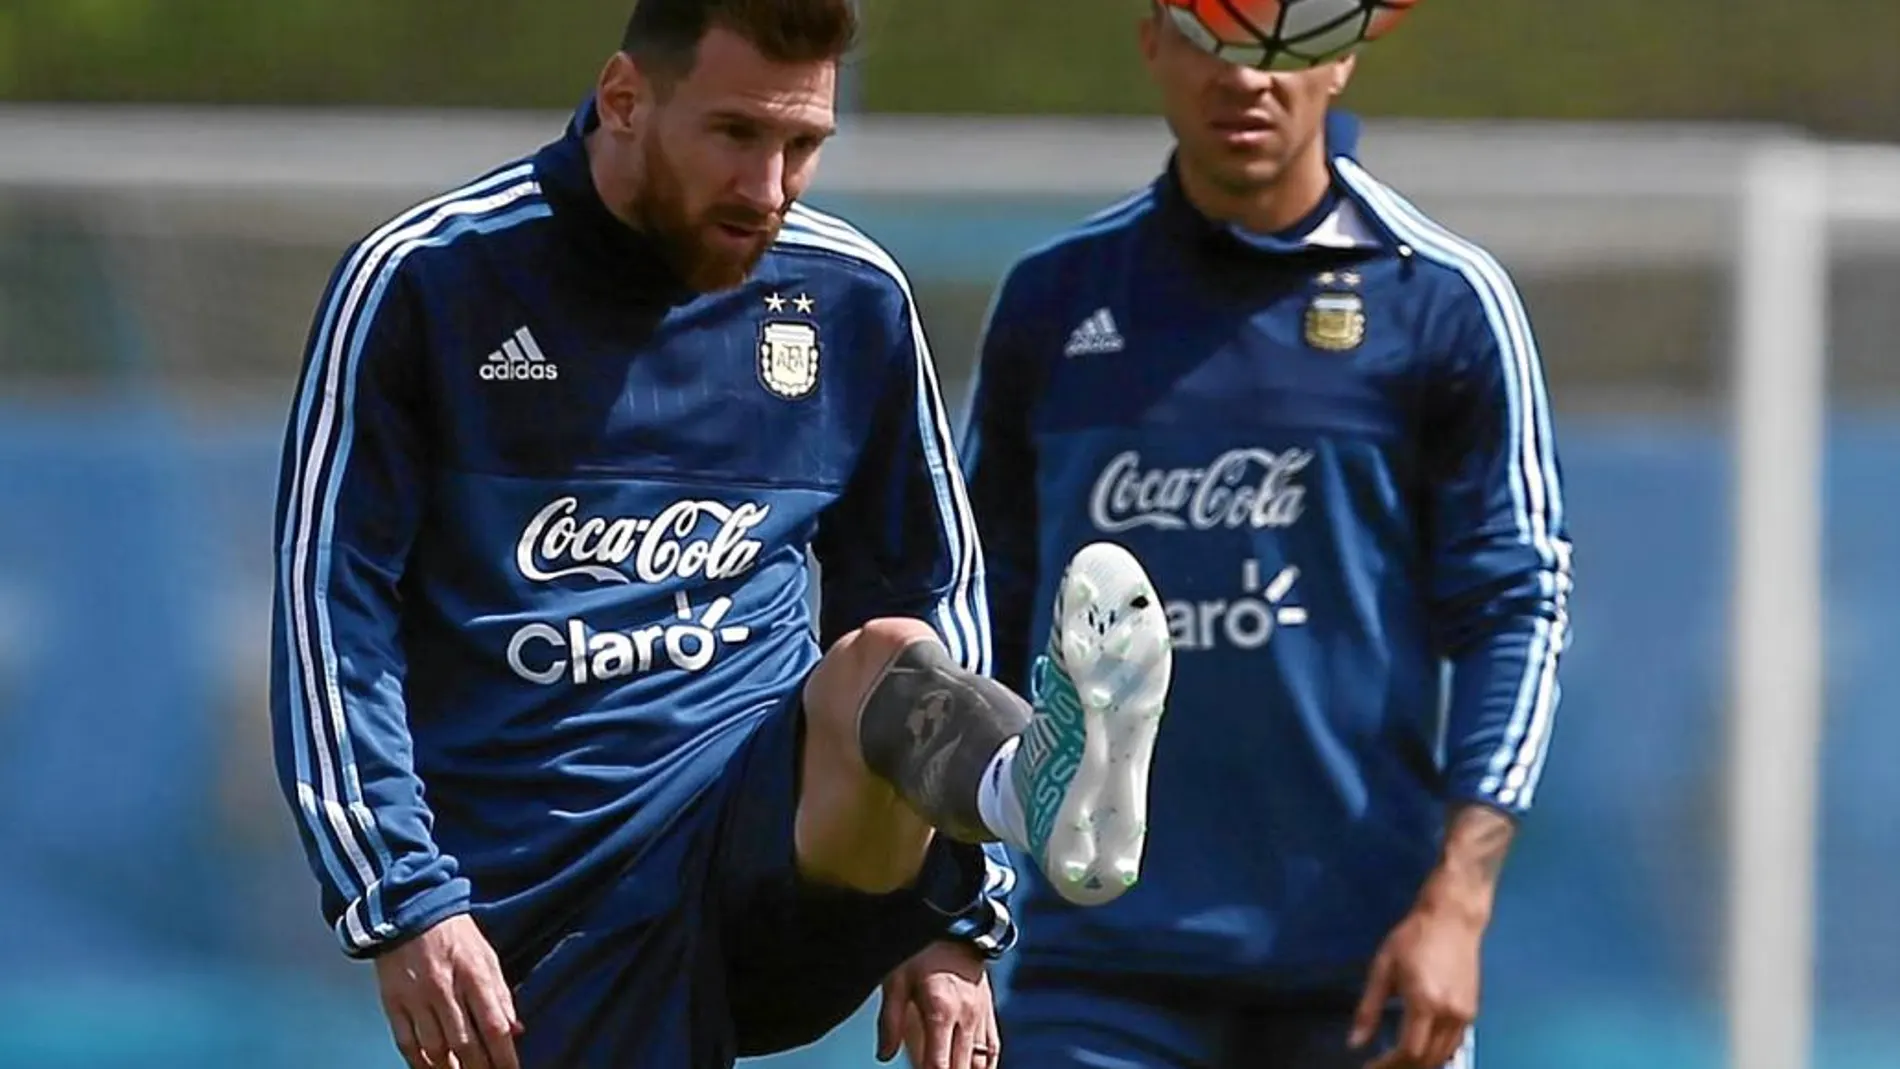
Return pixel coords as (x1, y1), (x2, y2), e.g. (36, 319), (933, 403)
(1159, 0), (1420, 70)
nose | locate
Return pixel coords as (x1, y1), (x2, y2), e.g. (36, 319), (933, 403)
(732, 148), (787, 218)
(1212, 57), (1275, 96)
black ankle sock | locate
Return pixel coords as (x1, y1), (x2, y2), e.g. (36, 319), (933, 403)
(856, 639), (1031, 844)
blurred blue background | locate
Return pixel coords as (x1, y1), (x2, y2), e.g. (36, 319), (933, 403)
(4, 3), (1900, 1067)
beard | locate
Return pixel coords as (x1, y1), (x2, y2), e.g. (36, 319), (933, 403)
(632, 134), (781, 293)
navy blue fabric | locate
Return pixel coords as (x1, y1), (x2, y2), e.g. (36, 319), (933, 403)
(266, 97), (1015, 1065)
(1001, 966), (1414, 1069)
(960, 111), (1571, 990)
(507, 694), (987, 1068)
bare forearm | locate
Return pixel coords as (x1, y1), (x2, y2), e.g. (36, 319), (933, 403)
(1417, 804), (1517, 925)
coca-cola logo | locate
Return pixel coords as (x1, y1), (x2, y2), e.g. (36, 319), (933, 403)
(516, 496), (769, 585)
(1089, 448), (1311, 533)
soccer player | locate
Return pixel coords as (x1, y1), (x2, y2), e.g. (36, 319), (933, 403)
(960, 9), (1572, 1069)
(267, 2), (1175, 1067)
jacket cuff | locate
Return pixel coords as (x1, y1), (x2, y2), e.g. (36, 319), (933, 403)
(338, 877), (473, 960)
(939, 844), (1019, 960)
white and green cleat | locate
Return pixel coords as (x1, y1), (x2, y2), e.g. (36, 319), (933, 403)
(1013, 541), (1174, 906)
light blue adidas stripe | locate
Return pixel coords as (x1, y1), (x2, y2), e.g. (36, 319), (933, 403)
(280, 166), (547, 951)
(1335, 158), (1570, 810)
(776, 203), (994, 677)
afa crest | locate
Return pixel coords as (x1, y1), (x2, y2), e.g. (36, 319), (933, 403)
(1303, 271), (1366, 353)
(758, 320), (821, 400)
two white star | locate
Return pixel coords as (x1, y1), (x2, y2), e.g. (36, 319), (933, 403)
(765, 292), (816, 315)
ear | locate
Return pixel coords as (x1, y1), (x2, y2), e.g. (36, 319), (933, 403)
(1328, 54), (1357, 97)
(1138, 10), (1160, 65)
(595, 51), (650, 135)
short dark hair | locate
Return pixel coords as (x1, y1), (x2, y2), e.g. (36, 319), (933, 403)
(621, 0), (858, 81)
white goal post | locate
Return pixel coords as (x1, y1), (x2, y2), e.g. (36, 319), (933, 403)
(1730, 136), (1900, 1069)
(1730, 140), (1829, 1069)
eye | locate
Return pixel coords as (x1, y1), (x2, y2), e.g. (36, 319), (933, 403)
(715, 120), (761, 145)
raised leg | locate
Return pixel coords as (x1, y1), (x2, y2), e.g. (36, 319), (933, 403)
(795, 542), (1175, 903)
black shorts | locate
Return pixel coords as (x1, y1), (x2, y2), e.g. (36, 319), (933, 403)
(506, 691), (989, 1068)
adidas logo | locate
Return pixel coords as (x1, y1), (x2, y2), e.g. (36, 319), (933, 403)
(479, 326), (559, 382)
(1064, 308), (1124, 357)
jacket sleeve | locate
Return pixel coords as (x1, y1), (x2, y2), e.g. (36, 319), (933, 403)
(813, 290), (991, 673)
(270, 251), (468, 958)
(811, 283), (1016, 958)
(956, 265), (1046, 695)
(1427, 276), (1575, 820)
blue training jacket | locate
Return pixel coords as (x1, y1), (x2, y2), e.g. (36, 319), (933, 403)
(268, 101), (1015, 962)
(961, 113), (1572, 993)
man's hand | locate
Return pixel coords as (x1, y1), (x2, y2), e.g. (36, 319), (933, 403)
(1351, 804), (1515, 1069)
(374, 913), (524, 1069)
(876, 941), (998, 1069)
(1349, 894), (1483, 1068)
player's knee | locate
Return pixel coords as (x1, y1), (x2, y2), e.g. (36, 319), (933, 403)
(803, 617), (942, 754)
(845, 617), (942, 677)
